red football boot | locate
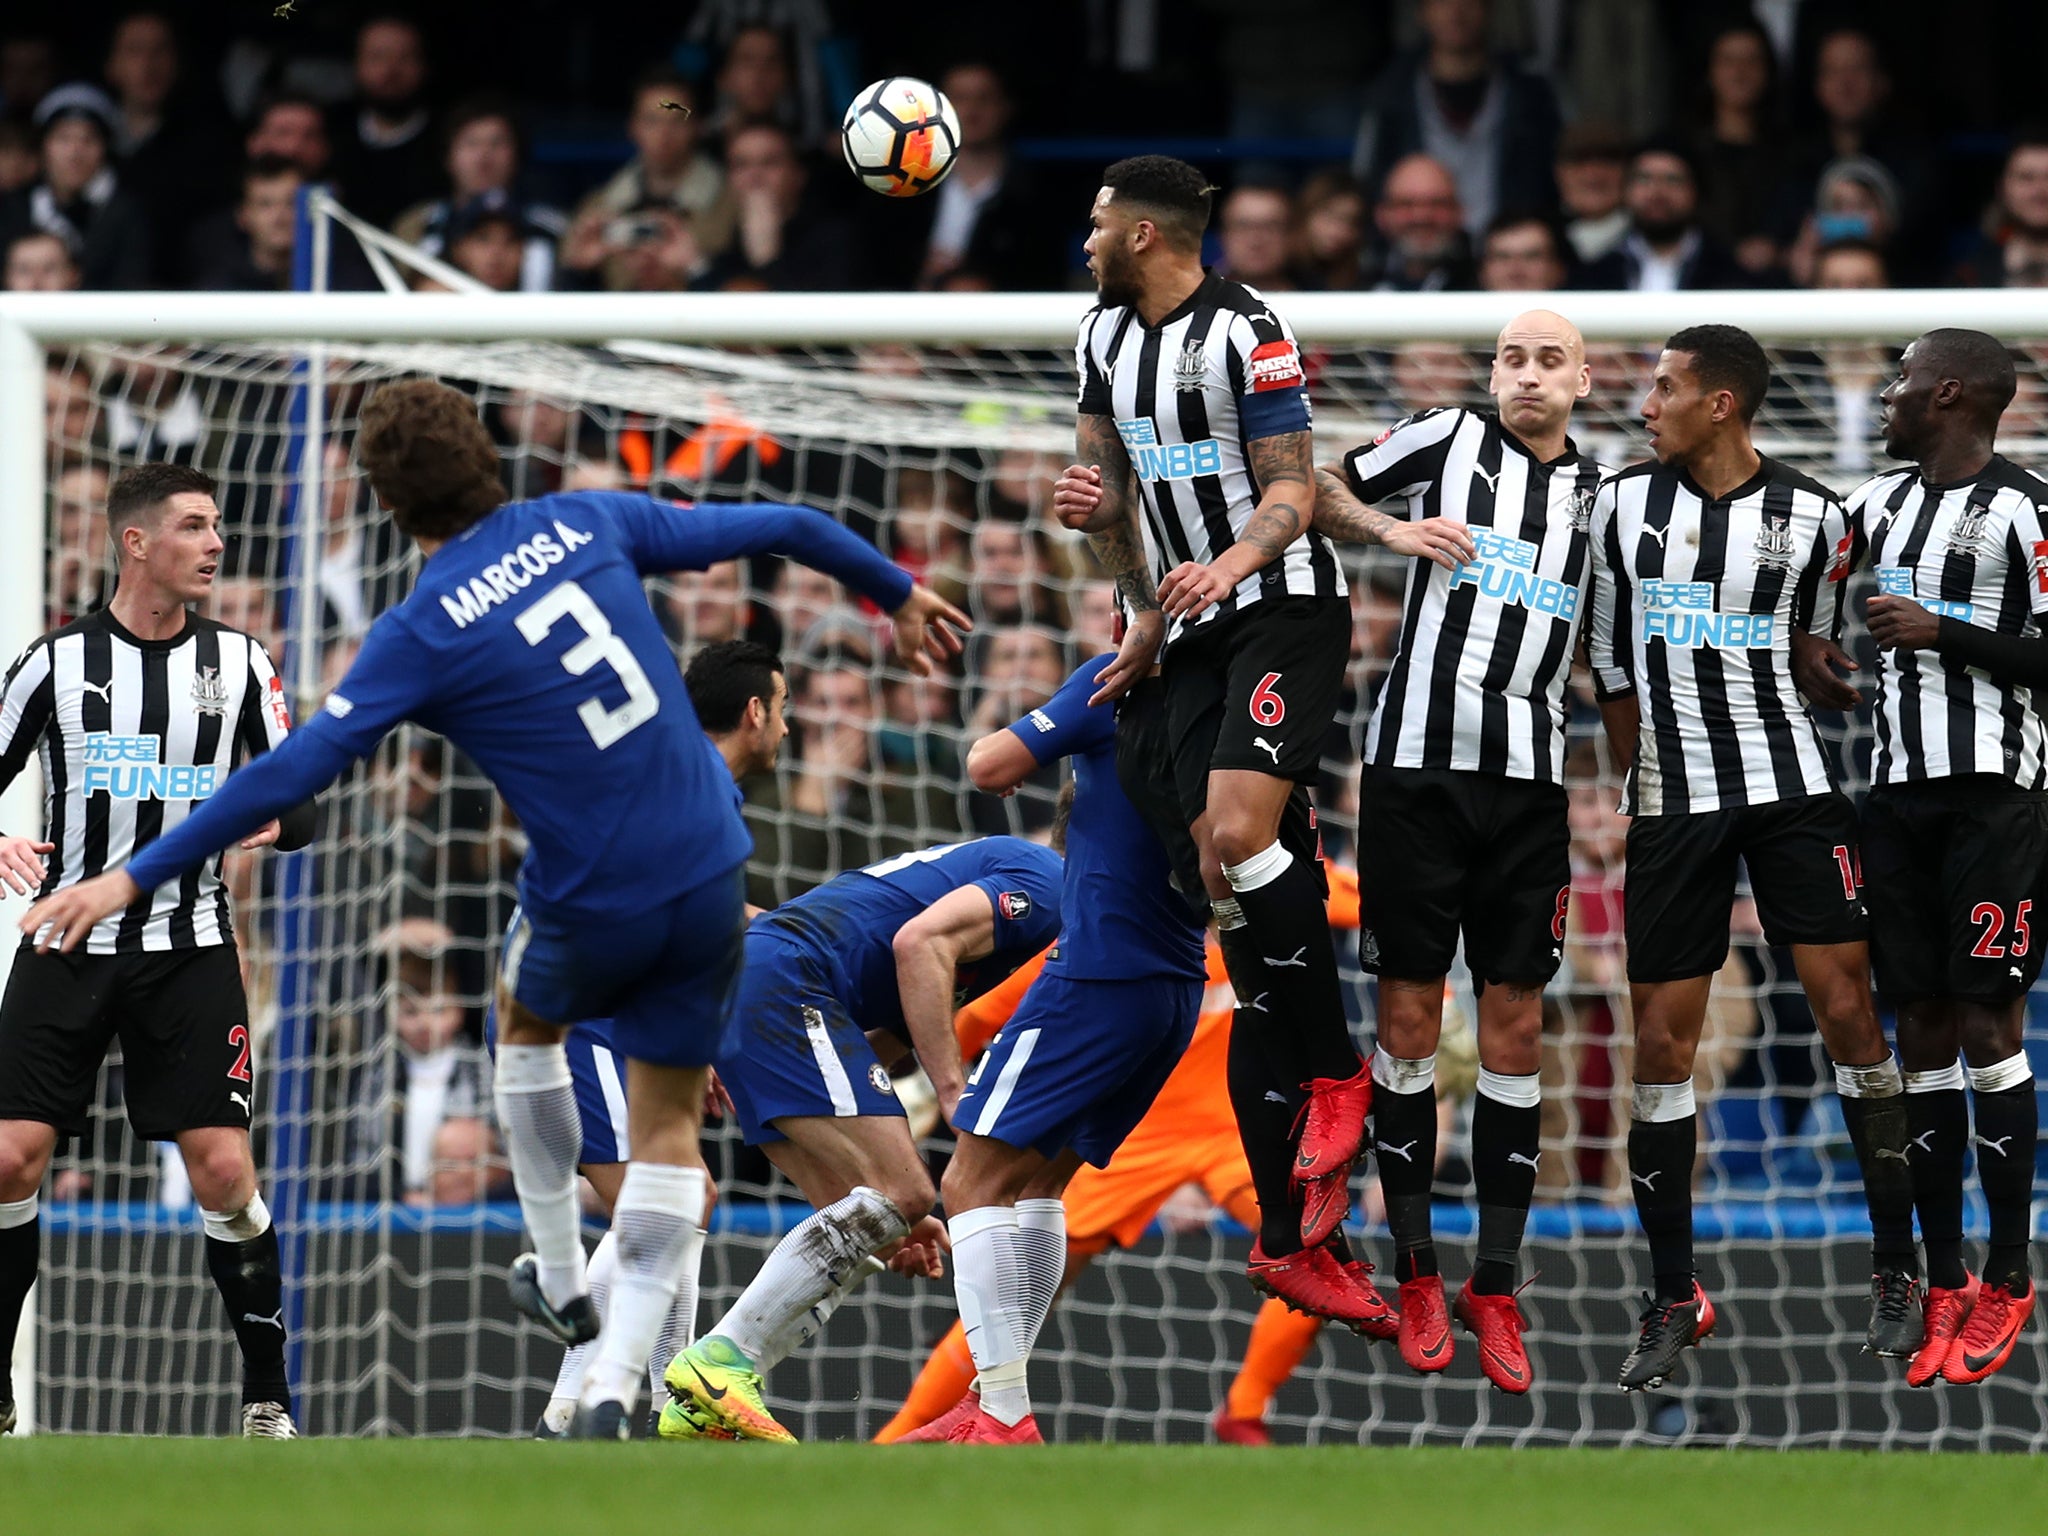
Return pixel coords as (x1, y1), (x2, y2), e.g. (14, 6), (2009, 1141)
(1396, 1274), (1454, 1374)
(1211, 1405), (1272, 1446)
(1293, 1063), (1372, 1183)
(954, 1408), (1044, 1444)
(1247, 1240), (1396, 1334)
(1454, 1279), (1532, 1394)
(1943, 1279), (2035, 1385)
(1333, 1252), (1399, 1341)
(1906, 1275), (1977, 1388)
(894, 1391), (981, 1443)
(1296, 1167), (1353, 1248)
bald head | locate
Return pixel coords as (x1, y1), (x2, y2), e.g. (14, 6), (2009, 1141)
(1881, 327), (2016, 465)
(1491, 308), (1591, 449)
(1498, 309), (1585, 363)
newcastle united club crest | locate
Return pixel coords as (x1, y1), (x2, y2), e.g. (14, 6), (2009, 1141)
(190, 665), (229, 717)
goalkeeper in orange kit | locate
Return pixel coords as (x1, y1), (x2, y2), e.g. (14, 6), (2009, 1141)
(875, 869), (1369, 1446)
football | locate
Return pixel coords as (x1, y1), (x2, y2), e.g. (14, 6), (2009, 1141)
(841, 76), (961, 198)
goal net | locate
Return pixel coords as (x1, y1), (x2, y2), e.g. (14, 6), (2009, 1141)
(3, 287), (2045, 1449)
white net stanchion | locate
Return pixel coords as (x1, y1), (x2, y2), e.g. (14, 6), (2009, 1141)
(2, 291), (2046, 1446)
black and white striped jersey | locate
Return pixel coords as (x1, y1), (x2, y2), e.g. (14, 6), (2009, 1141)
(1849, 456), (2048, 788)
(1342, 407), (1606, 782)
(1587, 456), (1853, 816)
(0, 609), (294, 953)
(1076, 270), (1344, 643)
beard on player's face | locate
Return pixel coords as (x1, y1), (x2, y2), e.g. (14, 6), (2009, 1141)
(1093, 239), (1143, 308)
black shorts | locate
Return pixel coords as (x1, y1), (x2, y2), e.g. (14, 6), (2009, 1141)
(1159, 596), (1350, 821)
(1356, 767), (1570, 986)
(1624, 793), (1868, 984)
(1863, 777), (2048, 1005)
(0, 943), (254, 1139)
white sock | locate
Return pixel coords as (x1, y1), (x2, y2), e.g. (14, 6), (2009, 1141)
(951, 1205), (1029, 1426)
(711, 1187), (907, 1366)
(494, 1043), (586, 1307)
(754, 1256), (886, 1373)
(648, 1256), (698, 1411)
(1013, 1198), (1066, 1350)
(581, 1163), (706, 1409)
(546, 1230), (616, 1432)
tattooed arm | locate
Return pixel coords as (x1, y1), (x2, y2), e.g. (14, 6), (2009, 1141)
(1310, 465), (1475, 570)
(1155, 431), (1315, 621)
(1055, 413), (1164, 702)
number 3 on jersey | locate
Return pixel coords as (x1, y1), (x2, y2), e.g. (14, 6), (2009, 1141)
(516, 580), (659, 749)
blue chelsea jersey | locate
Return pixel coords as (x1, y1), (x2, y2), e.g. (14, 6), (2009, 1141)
(125, 491), (911, 916)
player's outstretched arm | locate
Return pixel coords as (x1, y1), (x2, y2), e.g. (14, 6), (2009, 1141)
(891, 886), (1000, 1126)
(1156, 431), (1313, 621)
(966, 729), (1040, 798)
(1309, 465), (1474, 570)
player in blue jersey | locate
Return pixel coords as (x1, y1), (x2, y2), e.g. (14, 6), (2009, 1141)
(522, 640), (786, 1438)
(661, 835), (1064, 1443)
(21, 380), (969, 1440)
(896, 652), (1209, 1445)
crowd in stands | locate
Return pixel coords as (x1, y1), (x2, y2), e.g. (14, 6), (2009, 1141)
(4, 4), (2048, 297)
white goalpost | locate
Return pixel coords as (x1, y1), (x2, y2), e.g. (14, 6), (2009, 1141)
(3, 285), (2047, 1448)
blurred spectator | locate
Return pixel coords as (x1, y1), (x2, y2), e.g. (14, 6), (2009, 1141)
(1577, 140), (1740, 291)
(44, 361), (100, 466)
(1365, 153), (1474, 291)
(0, 121), (34, 195)
(1388, 340), (1480, 413)
(1783, 156), (1900, 289)
(894, 62), (1061, 291)
(697, 122), (852, 291)
(1069, 580), (1119, 658)
(659, 559), (750, 654)
(1351, 0), (1560, 238)
(0, 33), (59, 120)
(332, 16), (438, 230)
(1477, 212), (1567, 292)
(47, 461), (109, 629)
(424, 1115), (506, 1207)
(4, 228), (77, 290)
(0, 85), (152, 289)
(1218, 184), (1295, 291)
(773, 562), (863, 654)
(1786, 239), (1893, 474)
(392, 95), (565, 292)
(1688, 19), (1785, 277)
(189, 155), (301, 291)
(682, 3), (849, 149)
(748, 651), (963, 901)
(1554, 120), (1630, 264)
(1950, 137), (2048, 289)
(965, 625), (1068, 837)
(1778, 26), (1934, 273)
(383, 921), (493, 1204)
(965, 516), (1062, 632)
(558, 72), (719, 292)
(440, 201), (525, 292)
(1289, 170), (1367, 290)
(1813, 239), (1889, 291)
(207, 575), (282, 659)
(243, 89), (331, 179)
(703, 23), (803, 151)
(103, 11), (231, 285)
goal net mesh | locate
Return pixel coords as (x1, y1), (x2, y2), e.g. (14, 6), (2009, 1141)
(20, 325), (2047, 1448)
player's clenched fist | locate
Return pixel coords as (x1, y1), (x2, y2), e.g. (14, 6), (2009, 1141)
(1053, 463), (1107, 530)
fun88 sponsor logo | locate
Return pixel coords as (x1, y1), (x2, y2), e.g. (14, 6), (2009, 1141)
(1875, 565), (1973, 622)
(1448, 529), (1579, 619)
(1640, 580), (1774, 649)
(82, 733), (218, 801)
(1116, 418), (1223, 482)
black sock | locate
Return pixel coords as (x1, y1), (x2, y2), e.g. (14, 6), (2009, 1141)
(1470, 1078), (1542, 1296)
(1219, 914), (1309, 1256)
(1906, 1087), (1969, 1290)
(205, 1229), (290, 1408)
(1628, 1111), (1696, 1304)
(1227, 849), (1361, 1082)
(1370, 1071), (1438, 1283)
(1840, 1091), (1918, 1271)
(0, 1211), (37, 1402)
(1972, 1082), (2038, 1291)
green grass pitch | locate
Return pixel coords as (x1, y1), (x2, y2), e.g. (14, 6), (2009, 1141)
(3, 1439), (2005, 1536)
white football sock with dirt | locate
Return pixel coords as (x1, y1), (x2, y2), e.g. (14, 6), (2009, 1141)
(950, 1205), (1030, 1425)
